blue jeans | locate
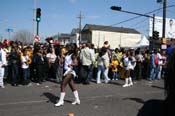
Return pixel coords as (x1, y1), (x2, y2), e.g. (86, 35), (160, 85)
(11, 64), (19, 85)
(157, 65), (162, 80)
(81, 65), (93, 83)
(112, 72), (118, 80)
(149, 65), (158, 80)
(23, 68), (30, 81)
(97, 65), (109, 83)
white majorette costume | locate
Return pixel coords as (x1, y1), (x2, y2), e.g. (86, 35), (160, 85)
(63, 54), (76, 77)
(55, 44), (80, 107)
(122, 56), (133, 87)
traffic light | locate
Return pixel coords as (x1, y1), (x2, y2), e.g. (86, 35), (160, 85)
(110, 6), (122, 11)
(157, 0), (162, 3)
(36, 8), (41, 22)
(153, 31), (159, 40)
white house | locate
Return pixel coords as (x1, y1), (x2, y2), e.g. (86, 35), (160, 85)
(70, 28), (80, 47)
(81, 24), (142, 49)
(52, 33), (71, 45)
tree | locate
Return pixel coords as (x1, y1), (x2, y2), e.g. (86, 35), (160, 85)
(12, 29), (33, 44)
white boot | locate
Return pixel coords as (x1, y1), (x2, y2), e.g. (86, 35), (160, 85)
(128, 77), (133, 86)
(123, 78), (129, 87)
(55, 92), (65, 107)
(0, 77), (4, 88)
(72, 90), (80, 105)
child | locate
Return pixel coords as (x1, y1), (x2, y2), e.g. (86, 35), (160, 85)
(21, 49), (31, 85)
(110, 56), (119, 80)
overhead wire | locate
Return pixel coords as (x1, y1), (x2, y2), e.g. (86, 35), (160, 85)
(110, 4), (173, 27)
(89, 5), (175, 31)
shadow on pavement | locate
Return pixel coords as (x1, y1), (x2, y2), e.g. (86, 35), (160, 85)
(122, 97), (145, 104)
(137, 99), (164, 116)
(43, 92), (59, 104)
(151, 85), (164, 90)
(43, 92), (72, 104)
(109, 81), (123, 86)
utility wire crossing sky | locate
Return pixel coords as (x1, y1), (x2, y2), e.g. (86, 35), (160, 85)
(0, 0), (175, 39)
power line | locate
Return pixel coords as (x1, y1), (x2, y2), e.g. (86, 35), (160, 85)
(89, 5), (175, 31)
(110, 5), (175, 27)
(167, 9), (175, 15)
(130, 18), (148, 28)
(130, 7), (163, 29)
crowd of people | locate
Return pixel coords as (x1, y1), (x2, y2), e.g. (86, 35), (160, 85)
(0, 38), (174, 113)
(0, 39), (170, 89)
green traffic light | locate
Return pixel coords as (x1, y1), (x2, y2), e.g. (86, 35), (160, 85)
(36, 8), (41, 22)
(36, 17), (41, 22)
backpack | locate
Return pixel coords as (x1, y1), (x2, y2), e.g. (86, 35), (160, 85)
(154, 54), (159, 65)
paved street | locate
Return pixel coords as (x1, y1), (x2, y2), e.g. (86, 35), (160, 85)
(0, 79), (165, 116)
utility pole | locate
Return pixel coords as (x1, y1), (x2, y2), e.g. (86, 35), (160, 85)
(152, 14), (155, 38)
(77, 11), (83, 45)
(162, 0), (167, 48)
(33, 0), (37, 38)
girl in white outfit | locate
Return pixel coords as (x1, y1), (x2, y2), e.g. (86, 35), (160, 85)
(55, 44), (80, 107)
(123, 50), (133, 87)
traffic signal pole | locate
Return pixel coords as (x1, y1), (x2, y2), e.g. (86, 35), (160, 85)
(111, 6), (158, 39)
(36, 21), (39, 35)
(111, 6), (156, 49)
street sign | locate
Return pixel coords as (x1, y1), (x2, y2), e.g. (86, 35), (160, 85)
(34, 35), (40, 42)
(161, 44), (167, 49)
(6, 28), (13, 32)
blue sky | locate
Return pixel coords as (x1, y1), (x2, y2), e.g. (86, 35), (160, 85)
(0, 0), (175, 39)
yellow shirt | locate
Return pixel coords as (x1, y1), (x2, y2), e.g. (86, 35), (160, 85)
(111, 60), (119, 72)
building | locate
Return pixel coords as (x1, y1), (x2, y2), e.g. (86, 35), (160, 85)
(70, 28), (80, 46)
(81, 24), (142, 49)
(52, 33), (71, 45)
